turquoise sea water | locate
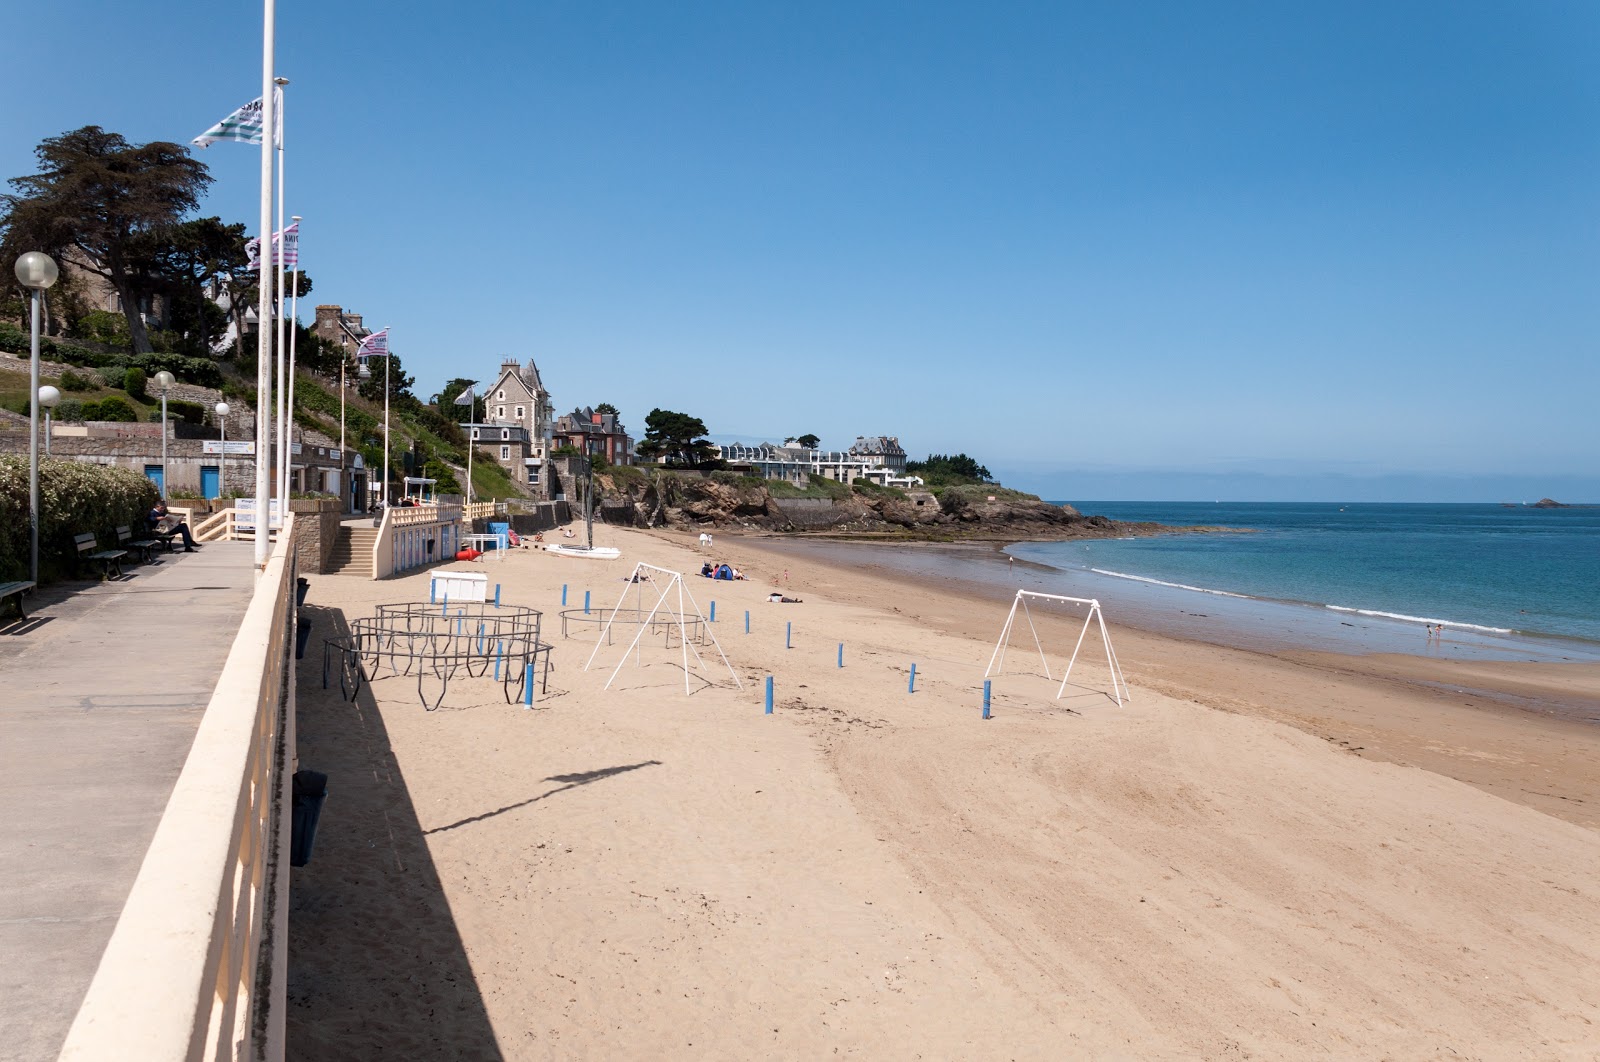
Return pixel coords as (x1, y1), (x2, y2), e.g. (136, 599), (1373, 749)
(1015, 502), (1600, 649)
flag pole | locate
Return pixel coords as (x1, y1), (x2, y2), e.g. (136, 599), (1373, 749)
(287, 215), (301, 497)
(383, 351), (391, 508)
(273, 77), (289, 513)
(339, 354), (347, 509)
(254, 0), (276, 569)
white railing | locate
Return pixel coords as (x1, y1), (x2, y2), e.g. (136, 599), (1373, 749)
(59, 515), (297, 1062)
(194, 508), (237, 543)
(373, 502), (464, 579)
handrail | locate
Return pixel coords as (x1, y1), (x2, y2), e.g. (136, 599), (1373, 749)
(194, 508), (237, 543)
(59, 515), (297, 1062)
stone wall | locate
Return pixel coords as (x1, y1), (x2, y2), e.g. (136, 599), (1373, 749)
(289, 497), (342, 574)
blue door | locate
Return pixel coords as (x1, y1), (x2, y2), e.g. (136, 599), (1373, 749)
(201, 465), (221, 500)
(144, 464), (164, 496)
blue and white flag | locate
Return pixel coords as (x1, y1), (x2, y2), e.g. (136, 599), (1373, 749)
(192, 87), (283, 149)
(453, 382), (477, 406)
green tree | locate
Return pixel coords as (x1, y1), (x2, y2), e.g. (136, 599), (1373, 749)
(905, 453), (993, 485)
(123, 367), (148, 401)
(357, 352), (415, 405)
(594, 402), (619, 417)
(1, 126), (211, 353)
(636, 408), (715, 466)
(795, 433), (821, 450)
(439, 377), (486, 423)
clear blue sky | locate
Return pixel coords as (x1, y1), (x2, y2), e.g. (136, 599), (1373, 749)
(5, 1), (1598, 501)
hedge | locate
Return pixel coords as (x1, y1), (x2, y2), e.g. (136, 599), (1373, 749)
(0, 322), (223, 388)
(0, 456), (160, 582)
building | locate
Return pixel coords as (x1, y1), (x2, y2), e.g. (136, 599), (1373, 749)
(462, 358), (555, 497)
(717, 438), (922, 489)
(312, 305), (373, 361)
(552, 407), (633, 466)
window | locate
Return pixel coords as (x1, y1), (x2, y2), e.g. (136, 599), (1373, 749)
(471, 428), (478, 440)
(500, 446), (510, 460)
(497, 389), (505, 400)
(496, 406), (505, 418)
(501, 429), (509, 440)
(515, 405), (524, 419)
(527, 466), (539, 484)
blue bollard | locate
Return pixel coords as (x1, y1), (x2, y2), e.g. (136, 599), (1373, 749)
(524, 663), (534, 708)
(838, 642), (844, 668)
(494, 640), (503, 681)
(441, 595), (448, 615)
(710, 601), (716, 623)
(745, 610), (750, 634)
(494, 584), (501, 607)
(983, 680), (991, 719)
(476, 622), (485, 655)
(786, 621), (792, 649)
(562, 583), (568, 606)
(429, 581), (436, 604)
(584, 590), (591, 614)
(764, 675), (773, 714)
(909, 663), (917, 693)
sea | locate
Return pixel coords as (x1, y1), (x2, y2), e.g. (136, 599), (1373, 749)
(1005, 502), (1600, 663)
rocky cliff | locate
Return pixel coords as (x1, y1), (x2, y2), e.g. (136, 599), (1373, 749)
(592, 471), (1197, 541)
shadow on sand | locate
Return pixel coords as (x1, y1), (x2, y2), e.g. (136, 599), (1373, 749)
(287, 603), (502, 1060)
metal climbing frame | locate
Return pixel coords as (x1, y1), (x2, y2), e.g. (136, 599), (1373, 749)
(321, 601), (551, 711)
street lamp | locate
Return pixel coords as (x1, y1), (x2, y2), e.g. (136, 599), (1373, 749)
(15, 251), (59, 584)
(38, 386), (60, 456)
(153, 370), (176, 497)
(215, 401), (231, 500)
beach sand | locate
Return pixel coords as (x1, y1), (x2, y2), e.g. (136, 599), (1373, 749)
(287, 524), (1600, 1059)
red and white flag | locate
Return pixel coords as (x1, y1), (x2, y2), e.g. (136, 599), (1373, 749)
(356, 327), (390, 359)
(272, 222), (300, 268)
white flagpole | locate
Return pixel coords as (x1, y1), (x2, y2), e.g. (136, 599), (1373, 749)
(288, 215), (301, 497)
(273, 77), (289, 512)
(383, 353), (391, 508)
(254, 0), (276, 569)
(467, 421), (474, 504)
(339, 356), (347, 509)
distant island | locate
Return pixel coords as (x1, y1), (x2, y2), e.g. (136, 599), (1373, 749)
(1531, 498), (1568, 508)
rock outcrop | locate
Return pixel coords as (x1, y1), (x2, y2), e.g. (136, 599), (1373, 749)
(593, 471), (1202, 541)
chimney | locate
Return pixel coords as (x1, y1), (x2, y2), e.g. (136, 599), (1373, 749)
(591, 412), (602, 425)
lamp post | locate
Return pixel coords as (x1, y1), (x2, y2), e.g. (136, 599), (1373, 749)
(38, 386), (60, 456)
(153, 370), (176, 497)
(15, 251), (59, 584)
(215, 401), (231, 500)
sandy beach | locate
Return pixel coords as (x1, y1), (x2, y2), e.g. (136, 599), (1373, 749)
(287, 524), (1600, 1059)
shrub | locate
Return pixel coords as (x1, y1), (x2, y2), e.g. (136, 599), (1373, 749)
(87, 396), (138, 422)
(0, 456), (159, 582)
(98, 366), (127, 390)
(166, 398), (207, 425)
(59, 370), (95, 392)
(79, 310), (132, 348)
(54, 399), (85, 422)
(124, 367), (148, 401)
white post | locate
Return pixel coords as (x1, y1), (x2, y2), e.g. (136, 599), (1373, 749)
(254, 0), (276, 568)
(466, 426), (474, 505)
(273, 77), (289, 512)
(44, 410), (52, 457)
(382, 354), (390, 508)
(339, 355), (347, 509)
(219, 417), (226, 496)
(287, 214), (301, 498)
(28, 289), (41, 584)
(159, 388), (169, 493)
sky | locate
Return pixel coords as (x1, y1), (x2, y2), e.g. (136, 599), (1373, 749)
(4, 1), (1598, 501)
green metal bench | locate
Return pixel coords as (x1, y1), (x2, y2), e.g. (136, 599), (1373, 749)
(116, 524), (163, 563)
(0, 580), (34, 622)
(75, 532), (127, 580)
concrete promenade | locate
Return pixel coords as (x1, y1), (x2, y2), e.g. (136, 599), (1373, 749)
(0, 543), (257, 1062)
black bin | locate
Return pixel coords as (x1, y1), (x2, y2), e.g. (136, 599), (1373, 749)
(290, 770), (328, 867)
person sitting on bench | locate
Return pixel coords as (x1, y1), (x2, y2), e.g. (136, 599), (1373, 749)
(149, 500), (201, 552)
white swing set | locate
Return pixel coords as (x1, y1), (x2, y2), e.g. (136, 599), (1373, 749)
(985, 589), (1130, 705)
(583, 562), (743, 694)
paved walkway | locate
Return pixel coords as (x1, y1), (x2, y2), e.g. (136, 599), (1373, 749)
(0, 543), (258, 1062)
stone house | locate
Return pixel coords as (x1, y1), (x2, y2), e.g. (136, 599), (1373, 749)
(552, 407), (633, 467)
(463, 358), (555, 498)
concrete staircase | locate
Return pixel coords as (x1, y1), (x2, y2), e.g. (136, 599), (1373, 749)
(325, 526), (377, 577)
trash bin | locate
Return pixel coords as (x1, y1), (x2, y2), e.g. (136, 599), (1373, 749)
(291, 770), (328, 868)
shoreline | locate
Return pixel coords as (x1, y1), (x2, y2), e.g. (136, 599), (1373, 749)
(716, 529), (1600, 829)
(290, 522), (1600, 1057)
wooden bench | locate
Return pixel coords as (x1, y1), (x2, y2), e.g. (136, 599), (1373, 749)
(117, 525), (163, 564)
(75, 533), (127, 580)
(0, 580), (33, 622)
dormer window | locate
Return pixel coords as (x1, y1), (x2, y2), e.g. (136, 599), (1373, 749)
(502, 429), (510, 440)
